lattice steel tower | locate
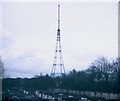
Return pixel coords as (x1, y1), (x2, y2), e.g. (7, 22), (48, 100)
(51, 3), (66, 77)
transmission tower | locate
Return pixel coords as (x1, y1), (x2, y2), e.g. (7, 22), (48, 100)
(51, 3), (66, 77)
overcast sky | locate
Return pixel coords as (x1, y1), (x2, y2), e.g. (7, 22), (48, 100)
(0, 1), (118, 78)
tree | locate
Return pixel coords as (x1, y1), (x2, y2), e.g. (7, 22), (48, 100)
(112, 57), (120, 93)
(87, 56), (114, 92)
(0, 57), (5, 79)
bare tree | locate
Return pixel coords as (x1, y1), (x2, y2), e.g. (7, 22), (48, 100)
(89, 56), (112, 83)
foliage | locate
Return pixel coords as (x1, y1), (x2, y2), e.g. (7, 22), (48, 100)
(0, 58), (5, 79)
(2, 57), (120, 93)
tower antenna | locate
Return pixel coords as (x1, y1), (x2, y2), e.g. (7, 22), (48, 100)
(51, 3), (66, 77)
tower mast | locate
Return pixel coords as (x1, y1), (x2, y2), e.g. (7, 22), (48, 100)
(51, 3), (66, 77)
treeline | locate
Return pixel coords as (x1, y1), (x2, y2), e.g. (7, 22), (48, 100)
(2, 57), (120, 93)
